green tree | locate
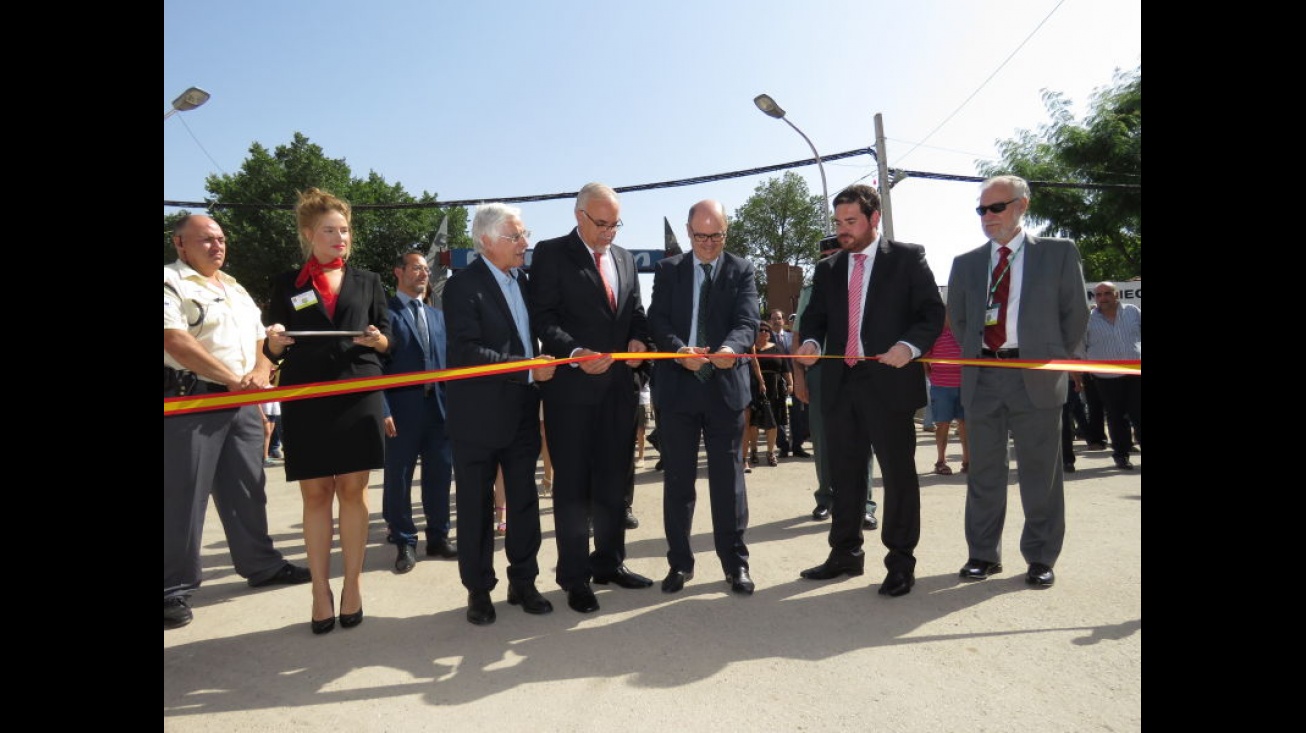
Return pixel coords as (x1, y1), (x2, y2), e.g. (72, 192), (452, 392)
(980, 66), (1141, 281)
(727, 171), (827, 307)
(164, 132), (471, 305)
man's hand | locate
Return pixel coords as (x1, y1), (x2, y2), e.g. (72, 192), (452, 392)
(574, 348), (613, 374)
(795, 341), (819, 367)
(676, 346), (711, 372)
(876, 343), (914, 368)
(707, 348), (735, 370)
(532, 354), (558, 382)
(624, 338), (648, 367)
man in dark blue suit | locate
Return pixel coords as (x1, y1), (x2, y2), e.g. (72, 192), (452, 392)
(382, 250), (457, 574)
(647, 199), (759, 595)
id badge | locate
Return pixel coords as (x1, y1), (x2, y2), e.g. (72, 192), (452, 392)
(291, 290), (320, 311)
(985, 305), (1001, 326)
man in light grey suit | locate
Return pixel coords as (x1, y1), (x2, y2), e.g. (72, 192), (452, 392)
(946, 175), (1089, 588)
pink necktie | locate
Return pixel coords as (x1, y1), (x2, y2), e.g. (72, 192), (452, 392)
(846, 253), (866, 366)
(594, 250), (616, 311)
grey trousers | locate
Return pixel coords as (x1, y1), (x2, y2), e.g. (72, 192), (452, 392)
(164, 405), (287, 599)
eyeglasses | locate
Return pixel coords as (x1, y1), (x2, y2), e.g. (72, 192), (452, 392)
(691, 232), (725, 243)
(975, 198), (1019, 216)
(580, 210), (623, 232)
(498, 230), (532, 243)
(1093, 291), (1115, 297)
(406, 264), (431, 273)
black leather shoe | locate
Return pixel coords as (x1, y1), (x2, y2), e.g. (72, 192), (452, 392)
(863, 512), (878, 531)
(164, 597), (193, 629)
(592, 565), (653, 589)
(624, 507), (640, 530)
(311, 616), (335, 635)
(394, 544), (417, 574)
(1113, 457), (1135, 470)
(792, 448), (812, 458)
(727, 568), (755, 595)
(426, 536), (458, 558)
(339, 607), (363, 628)
(878, 571), (915, 597)
(1064, 462), (1077, 473)
(507, 582), (553, 614)
(800, 557), (865, 580)
(661, 569), (693, 593)
(811, 505), (831, 521)
(959, 558), (1003, 580)
(1086, 441), (1107, 450)
(249, 562), (311, 588)
(566, 584), (599, 613)
(466, 590), (496, 625)
(654, 459), (663, 471)
(1026, 563), (1055, 587)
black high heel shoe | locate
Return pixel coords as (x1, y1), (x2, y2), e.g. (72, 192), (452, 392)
(311, 590), (335, 635)
(340, 591), (363, 629)
(339, 607), (363, 629)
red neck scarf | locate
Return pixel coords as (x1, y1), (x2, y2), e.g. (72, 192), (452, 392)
(295, 257), (344, 319)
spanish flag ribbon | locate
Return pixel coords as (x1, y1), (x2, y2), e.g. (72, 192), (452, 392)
(164, 352), (1140, 416)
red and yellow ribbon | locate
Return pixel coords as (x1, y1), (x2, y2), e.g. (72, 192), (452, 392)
(165, 351), (1140, 416)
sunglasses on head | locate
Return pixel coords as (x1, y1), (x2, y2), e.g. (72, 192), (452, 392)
(975, 198), (1019, 216)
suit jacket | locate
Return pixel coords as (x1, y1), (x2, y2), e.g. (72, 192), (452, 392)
(647, 251), (758, 412)
(265, 265), (391, 386)
(382, 295), (448, 419)
(528, 228), (650, 405)
(946, 234), (1089, 410)
(442, 257), (539, 449)
(800, 240), (944, 413)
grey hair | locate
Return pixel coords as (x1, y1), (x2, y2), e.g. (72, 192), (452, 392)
(575, 182), (619, 212)
(471, 203), (522, 255)
(980, 175), (1031, 202)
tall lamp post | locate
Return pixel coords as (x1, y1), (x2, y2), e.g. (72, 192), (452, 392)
(754, 94), (831, 235)
(164, 87), (211, 121)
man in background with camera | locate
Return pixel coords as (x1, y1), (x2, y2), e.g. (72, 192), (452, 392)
(164, 214), (310, 630)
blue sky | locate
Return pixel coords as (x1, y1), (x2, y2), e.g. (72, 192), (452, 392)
(164, 0), (1141, 290)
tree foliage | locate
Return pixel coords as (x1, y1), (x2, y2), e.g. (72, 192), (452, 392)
(727, 171), (827, 307)
(163, 132), (471, 305)
(979, 66), (1141, 281)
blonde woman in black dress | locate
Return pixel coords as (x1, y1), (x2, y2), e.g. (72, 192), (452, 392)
(265, 188), (391, 635)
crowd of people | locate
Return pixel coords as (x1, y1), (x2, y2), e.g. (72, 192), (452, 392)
(165, 174), (1138, 632)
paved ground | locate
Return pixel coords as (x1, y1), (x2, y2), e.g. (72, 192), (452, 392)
(163, 424), (1141, 732)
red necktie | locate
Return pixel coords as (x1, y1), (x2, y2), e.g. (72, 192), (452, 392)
(594, 250), (617, 311)
(984, 246), (1012, 351)
(845, 253), (866, 366)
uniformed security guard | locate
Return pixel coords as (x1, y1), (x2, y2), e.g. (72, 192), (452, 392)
(164, 214), (310, 629)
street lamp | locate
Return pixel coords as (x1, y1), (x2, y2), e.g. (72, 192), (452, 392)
(753, 94), (831, 234)
(164, 87), (211, 121)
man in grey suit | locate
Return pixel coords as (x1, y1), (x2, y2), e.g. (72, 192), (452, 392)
(647, 199), (759, 596)
(946, 175), (1090, 588)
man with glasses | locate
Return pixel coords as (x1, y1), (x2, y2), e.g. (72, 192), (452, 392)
(444, 203), (557, 625)
(946, 175), (1090, 589)
(1083, 282), (1141, 470)
(647, 200), (758, 595)
(529, 182), (652, 614)
(164, 214), (311, 629)
(380, 250), (457, 576)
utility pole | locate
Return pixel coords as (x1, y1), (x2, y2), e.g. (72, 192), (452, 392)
(875, 113), (894, 240)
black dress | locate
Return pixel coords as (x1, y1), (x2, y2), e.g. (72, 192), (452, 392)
(751, 344), (786, 430)
(265, 266), (391, 482)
